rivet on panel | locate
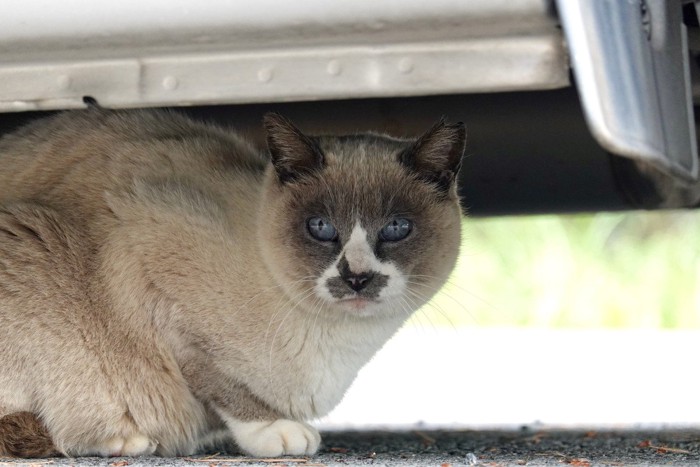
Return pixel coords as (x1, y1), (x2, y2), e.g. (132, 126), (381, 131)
(257, 68), (274, 83)
(398, 58), (414, 74)
(162, 76), (179, 90)
(327, 60), (342, 76)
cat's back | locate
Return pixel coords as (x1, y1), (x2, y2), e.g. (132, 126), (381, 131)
(0, 109), (265, 210)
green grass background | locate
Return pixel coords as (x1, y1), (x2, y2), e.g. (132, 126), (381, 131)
(412, 211), (700, 329)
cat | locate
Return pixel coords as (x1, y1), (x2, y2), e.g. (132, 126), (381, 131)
(0, 108), (465, 458)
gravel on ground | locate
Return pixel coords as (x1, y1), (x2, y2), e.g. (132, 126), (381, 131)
(2, 428), (699, 467)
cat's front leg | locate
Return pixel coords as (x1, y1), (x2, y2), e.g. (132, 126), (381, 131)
(205, 388), (320, 456)
(185, 361), (321, 457)
(216, 415), (320, 457)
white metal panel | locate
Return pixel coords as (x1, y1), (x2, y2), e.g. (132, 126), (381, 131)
(0, 0), (567, 111)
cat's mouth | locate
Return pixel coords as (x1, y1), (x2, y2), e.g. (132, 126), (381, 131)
(338, 297), (379, 311)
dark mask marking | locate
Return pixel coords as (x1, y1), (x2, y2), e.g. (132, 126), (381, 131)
(326, 255), (389, 299)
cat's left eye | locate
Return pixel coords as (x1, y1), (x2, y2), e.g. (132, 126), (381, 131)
(379, 218), (413, 242)
(307, 216), (338, 242)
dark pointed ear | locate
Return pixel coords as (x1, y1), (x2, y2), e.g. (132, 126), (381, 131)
(263, 113), (325, 183)
(399, 118), (466, 193)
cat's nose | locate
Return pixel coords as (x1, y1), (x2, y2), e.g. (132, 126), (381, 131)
(344, 272), (374, 292)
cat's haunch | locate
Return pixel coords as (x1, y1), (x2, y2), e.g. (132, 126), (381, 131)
(0, 109), (464, 457)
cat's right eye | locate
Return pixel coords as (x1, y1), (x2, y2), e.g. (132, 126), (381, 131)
(307, 217), (337, 242)
(379, 218), (413, 242)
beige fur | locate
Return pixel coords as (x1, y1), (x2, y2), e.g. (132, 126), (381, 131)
(0, 109), (464, 457)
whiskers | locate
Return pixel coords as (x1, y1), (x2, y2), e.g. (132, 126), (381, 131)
(400, 273), (501, 332)
(199, 269), (496, 418)
(402, 288), (442, 333)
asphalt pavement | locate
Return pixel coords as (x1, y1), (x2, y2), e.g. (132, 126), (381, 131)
(1, 427), (699, 466)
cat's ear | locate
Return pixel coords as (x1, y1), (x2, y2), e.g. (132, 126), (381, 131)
(263, 113), (325, 184)
(399, 118), (466, 193)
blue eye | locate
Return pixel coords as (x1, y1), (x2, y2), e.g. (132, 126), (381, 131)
(307, 217), (337, 241)
(379, 218), (413, 242)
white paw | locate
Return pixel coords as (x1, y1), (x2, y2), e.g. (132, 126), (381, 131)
(92, 433), (157, 457)
(122, 433), (158, 456)
(229, 419), (320, 457)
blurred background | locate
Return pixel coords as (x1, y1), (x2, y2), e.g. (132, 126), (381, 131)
(319, 211), (700, 430)
(435, 212), (699, 329)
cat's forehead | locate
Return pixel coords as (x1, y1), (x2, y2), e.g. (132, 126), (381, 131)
(314, 133), (409, 162)
(311, 134), (415, 192)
